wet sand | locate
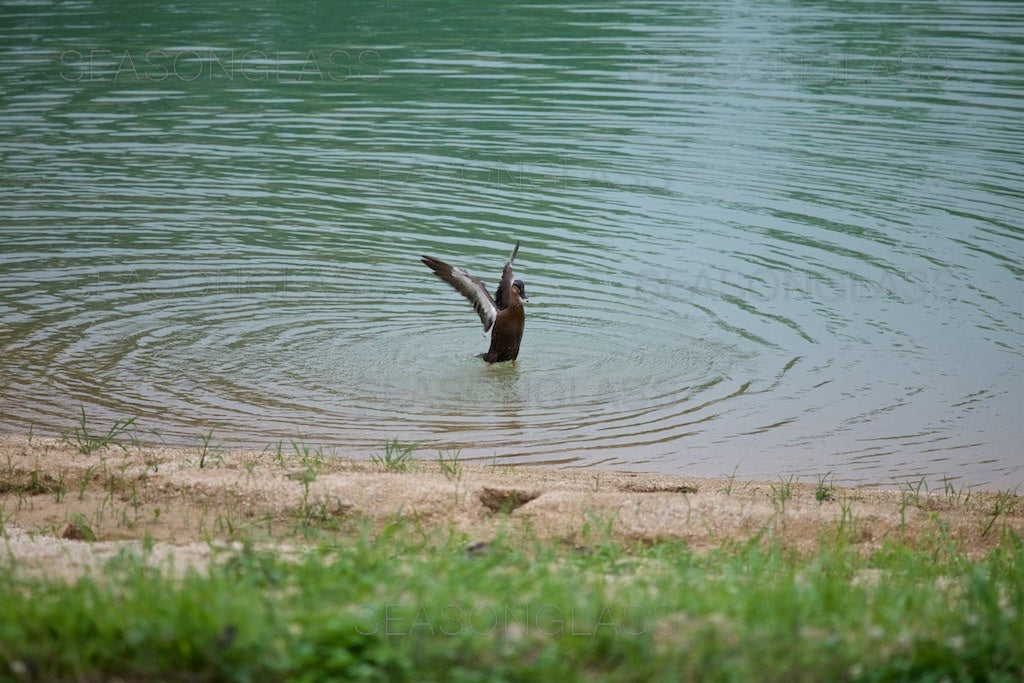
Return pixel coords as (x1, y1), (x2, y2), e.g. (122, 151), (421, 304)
(1, 434), (1020, 577)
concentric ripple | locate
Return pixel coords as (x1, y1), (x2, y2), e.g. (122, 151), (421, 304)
(1, 1), (1021, 489)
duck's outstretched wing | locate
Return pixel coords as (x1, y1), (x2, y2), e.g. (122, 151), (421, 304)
(421, 255), (498, 332)
(493, 241), (520, 310)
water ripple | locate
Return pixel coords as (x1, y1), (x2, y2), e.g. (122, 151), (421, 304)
(1, 0), (1021, 489)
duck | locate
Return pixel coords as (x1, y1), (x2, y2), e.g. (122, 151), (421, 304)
(421, 241), (529, 363)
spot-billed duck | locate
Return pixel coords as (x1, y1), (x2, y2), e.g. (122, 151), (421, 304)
(421, 241), (529, 363)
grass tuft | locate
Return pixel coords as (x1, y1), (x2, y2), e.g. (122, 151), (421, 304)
(195, 427), (224, 469)
(63, 512), (96, 542)
(436, 448), (462, 481)
(61, 405), (137, 455)
(815, 471), (836, 502)
(982, 488), (1019, 537)
(769, 476), (794, 512)
(372, 439), (415, 472)
(723, 465), (739, 495)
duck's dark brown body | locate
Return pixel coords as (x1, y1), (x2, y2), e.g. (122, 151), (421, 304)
(421, 243), (528, 363)
(482, 295), (525, 363)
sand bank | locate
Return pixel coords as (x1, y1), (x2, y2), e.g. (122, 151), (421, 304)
(1, 435), (1019, 577)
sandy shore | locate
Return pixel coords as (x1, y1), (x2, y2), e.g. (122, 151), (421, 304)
(1, 434), (1020, 577)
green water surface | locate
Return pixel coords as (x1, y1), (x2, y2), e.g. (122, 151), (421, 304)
(1, 1), (1021, 489)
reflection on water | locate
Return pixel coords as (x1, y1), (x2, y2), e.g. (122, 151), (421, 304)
(0, 1), (1021, 490)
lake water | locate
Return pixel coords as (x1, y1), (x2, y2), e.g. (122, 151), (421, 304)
(1, 1), (1021, 490)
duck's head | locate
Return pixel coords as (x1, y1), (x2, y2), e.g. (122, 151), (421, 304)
(512, 279), (529, 303)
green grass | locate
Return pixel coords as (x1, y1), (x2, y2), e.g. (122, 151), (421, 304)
(769, 476), (794, 513)
(983, 489), (1020, 538)
(372, 438), (416, 472)
(437, 448), (463, 481)
(60, 405), (138, 455)
(723, 465), (739, 495)
(195, 427), (225, 469)
(815, 471), (836, 503)
(1, 525), (1021, 681)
